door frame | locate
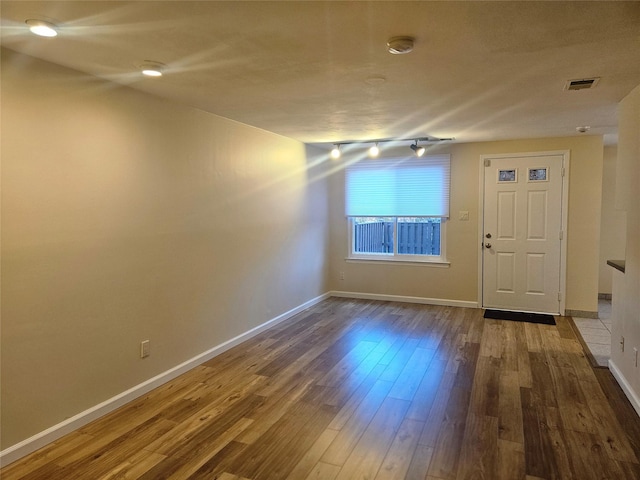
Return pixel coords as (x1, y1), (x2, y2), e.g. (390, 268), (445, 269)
(477, 150), (570, 315)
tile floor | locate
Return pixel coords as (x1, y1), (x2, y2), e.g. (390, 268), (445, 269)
(572, 299), (612, 367)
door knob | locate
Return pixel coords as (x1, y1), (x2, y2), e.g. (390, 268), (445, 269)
(485, 243), (492, 249)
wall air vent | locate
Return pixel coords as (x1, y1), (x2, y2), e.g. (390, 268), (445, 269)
(564, 77), (600, 91)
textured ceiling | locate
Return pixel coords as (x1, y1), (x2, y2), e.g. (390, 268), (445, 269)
(2, 1), (640, 146)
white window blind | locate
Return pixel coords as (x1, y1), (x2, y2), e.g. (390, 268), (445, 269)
(345, 154), (450, 217)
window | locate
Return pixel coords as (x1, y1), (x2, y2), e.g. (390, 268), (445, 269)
(345, 155), (450, 263)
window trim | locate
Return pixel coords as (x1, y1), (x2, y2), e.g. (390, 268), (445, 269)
(347, 217), (448, 265)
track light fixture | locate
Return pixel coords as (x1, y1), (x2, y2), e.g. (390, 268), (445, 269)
(410, 141), (426, 157)
(327, 136), (452, 159)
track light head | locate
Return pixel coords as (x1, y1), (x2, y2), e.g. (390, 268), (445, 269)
(330, 144), (341, 159)
(410, 142), (426, 157)
(368, 142), (380, 158)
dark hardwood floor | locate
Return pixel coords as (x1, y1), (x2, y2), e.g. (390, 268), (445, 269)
(3, 298), (640, 479)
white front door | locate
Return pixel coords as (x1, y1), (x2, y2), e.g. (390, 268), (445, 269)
(481, 153), (566, 314)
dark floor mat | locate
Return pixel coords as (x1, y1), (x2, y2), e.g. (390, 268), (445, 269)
(483, 309), (556, 325)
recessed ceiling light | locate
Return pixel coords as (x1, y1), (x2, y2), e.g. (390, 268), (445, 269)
(140, 61), (165, 77)
(576, 126), (591, 133)
(26, 19), (58, 37)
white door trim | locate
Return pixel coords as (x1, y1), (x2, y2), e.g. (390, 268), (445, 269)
(477, 150), (569, 315)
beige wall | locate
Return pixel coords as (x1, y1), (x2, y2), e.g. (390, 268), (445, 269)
(598, 146), (627, 295)
(610, 84), (640, 402)
(0, 46), (612, 452)
(328, 136), (604, 313)
(0, 50), (329, 449)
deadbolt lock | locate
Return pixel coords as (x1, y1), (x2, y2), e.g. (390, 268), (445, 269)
(485, 233), (492, 239)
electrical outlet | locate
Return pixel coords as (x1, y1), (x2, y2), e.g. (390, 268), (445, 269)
(339, 271), (345, 280)
(141, 340), (150, 358)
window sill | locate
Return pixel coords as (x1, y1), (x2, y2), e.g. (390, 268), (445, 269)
(345, 256), (450, 267)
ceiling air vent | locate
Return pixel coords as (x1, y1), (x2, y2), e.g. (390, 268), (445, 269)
(564, 77), (600, 91)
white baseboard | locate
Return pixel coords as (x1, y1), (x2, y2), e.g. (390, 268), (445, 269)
(608, 359), (640, 418)
(0, 292), (330, 467)
(330, 290), (478, 309)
